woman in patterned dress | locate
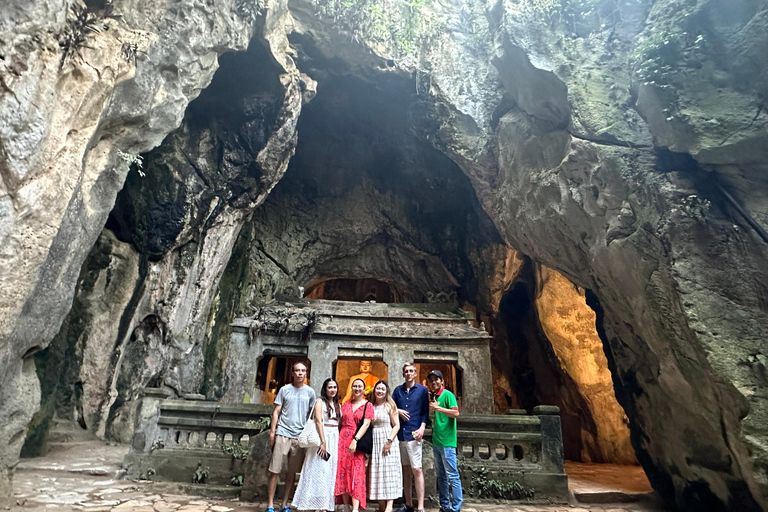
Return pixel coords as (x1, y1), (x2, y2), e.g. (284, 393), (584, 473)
(335, 378), (374, 512)
(293, 379), (341, 511)
(368, 381), (403, 512)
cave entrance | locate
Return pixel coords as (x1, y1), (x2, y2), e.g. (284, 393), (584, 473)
(304, 278), (401, 303)
(493, 266), (637, 466)
(255, 356), (312, 405)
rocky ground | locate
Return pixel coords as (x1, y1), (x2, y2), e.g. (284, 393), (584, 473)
(8, 429), (665, 512)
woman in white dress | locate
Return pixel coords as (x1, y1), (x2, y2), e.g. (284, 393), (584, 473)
(293, 378), (341, 512)
(368, 380), (403, 512)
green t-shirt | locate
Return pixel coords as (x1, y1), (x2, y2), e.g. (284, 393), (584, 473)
(432, 389), (458, 448)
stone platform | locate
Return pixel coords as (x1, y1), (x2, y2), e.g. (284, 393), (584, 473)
(123, 395), (569, 504)
(10, 433), (667, 512)
(565, 462), (655, 504)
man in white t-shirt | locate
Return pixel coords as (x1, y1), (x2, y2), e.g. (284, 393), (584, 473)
(265, 361), (316, 512)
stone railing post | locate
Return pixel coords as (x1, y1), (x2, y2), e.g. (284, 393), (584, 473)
(533, 405), (564, 474)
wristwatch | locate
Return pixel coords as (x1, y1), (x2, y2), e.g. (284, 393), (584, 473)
(353, 437), (359, 441)
(385, 438), (393, 443)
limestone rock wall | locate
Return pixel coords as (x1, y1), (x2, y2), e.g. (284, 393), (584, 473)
(3, 0), (768, 509)
(480, 2), (768, 508)
(32, 22), (304, 445)
(286, 0), (768, 507)
(535, 266), (635, 465)
(26, 230), (140, 449)
(0, 0), (295, 485)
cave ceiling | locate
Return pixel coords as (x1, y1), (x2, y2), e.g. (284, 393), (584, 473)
(2, 0), (768, 510)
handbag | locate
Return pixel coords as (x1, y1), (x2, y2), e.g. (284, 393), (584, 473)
(298, 401), (321, 448)
(354, 403), (373, 454)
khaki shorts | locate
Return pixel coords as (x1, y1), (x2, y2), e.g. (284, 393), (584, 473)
(399, 439), (423, 469)
(268, 435), (306, 474)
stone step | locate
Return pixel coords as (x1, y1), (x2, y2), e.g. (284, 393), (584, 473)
(48, 417), (96, 443)
(574, 490), (654, 503)
(176, 483), (242, 500)
(16, 460), (125, 478)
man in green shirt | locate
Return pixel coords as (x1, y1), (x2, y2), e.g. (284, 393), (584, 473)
(428, 370), (463, 512)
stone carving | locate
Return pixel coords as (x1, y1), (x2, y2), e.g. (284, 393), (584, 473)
(248, 306), (317, 342)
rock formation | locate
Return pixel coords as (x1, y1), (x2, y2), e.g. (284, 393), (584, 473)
(2, 0), (767, 510)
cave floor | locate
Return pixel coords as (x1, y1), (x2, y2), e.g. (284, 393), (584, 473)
(9, 438), (667, 512)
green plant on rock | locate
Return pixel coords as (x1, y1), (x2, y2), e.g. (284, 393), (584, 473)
(120, 41), (140, 65)
(117, 149), (145, 177)
(192, 462), (210, 484)
(231, 475), (244, 486)
(222, 442), (250, 460)
(465, 466), (535, 501)
(310, 0), (447, 61)
(631, 17), (708, 87)
(247, 415), (271, 433)
(150, 439), (165, 452)
(235, 0), (265, 21)
(59, 2), (106, 67)
(141, 467), (156, 480)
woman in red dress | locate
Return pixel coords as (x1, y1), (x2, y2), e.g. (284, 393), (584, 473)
(335, 378), (374, 512)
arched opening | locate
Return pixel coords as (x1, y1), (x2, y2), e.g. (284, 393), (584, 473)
(489, 260), (650, 499)
(492, 266), (635, 464)
(304, 278), (401, 303)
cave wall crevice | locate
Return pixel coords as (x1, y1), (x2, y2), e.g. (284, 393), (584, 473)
(14, 0), (309, 447)
(3, 0), (768, 509)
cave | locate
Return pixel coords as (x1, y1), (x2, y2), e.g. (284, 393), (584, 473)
(26, 26), (639, 494)
(491, 264), (635, 465)
(3, 0), (768, 510)
(304, 278), (402, 303)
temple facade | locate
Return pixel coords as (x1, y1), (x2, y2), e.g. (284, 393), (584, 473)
(222, 298), (494, 414)
(125, 298), (567, 502)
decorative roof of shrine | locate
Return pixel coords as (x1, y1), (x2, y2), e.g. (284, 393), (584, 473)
(232, 298), (490, 341)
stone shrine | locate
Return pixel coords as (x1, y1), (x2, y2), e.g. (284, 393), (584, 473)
(222, 298), (494, 412)
(124, 298), (568, 503)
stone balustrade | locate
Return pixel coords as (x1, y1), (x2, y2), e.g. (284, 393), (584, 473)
(124, 392), (272, 487)
(126, 390), (567, 503)
(422, 406), (567, 502)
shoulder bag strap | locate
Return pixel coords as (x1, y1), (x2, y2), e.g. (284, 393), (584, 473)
(306, 398), (316, 421)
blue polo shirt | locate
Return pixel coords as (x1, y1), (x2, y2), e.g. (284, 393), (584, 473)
(392, 382), (430, 442)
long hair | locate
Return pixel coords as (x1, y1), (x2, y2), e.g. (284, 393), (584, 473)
(369, 380), (397, 412)
(321, 378), (341, 420)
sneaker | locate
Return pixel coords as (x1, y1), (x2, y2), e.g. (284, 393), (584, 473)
(395, 505), (413, 512)
(265, 508), (275, 512)
(279, 507), (291, 512)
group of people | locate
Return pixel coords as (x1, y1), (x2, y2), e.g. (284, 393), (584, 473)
(264, 362), (463, 512)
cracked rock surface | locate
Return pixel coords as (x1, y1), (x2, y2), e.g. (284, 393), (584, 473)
(2, 0), (768, 510)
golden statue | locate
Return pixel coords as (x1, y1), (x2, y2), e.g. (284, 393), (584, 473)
(342, 360), (380, 403)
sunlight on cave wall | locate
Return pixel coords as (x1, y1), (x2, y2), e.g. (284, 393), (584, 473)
(536, 266), (636, 464)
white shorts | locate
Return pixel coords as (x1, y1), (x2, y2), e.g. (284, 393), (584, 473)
(399, 439), (423, 469)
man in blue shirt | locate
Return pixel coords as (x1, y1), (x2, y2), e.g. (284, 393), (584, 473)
(392, 363), (430, 512)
